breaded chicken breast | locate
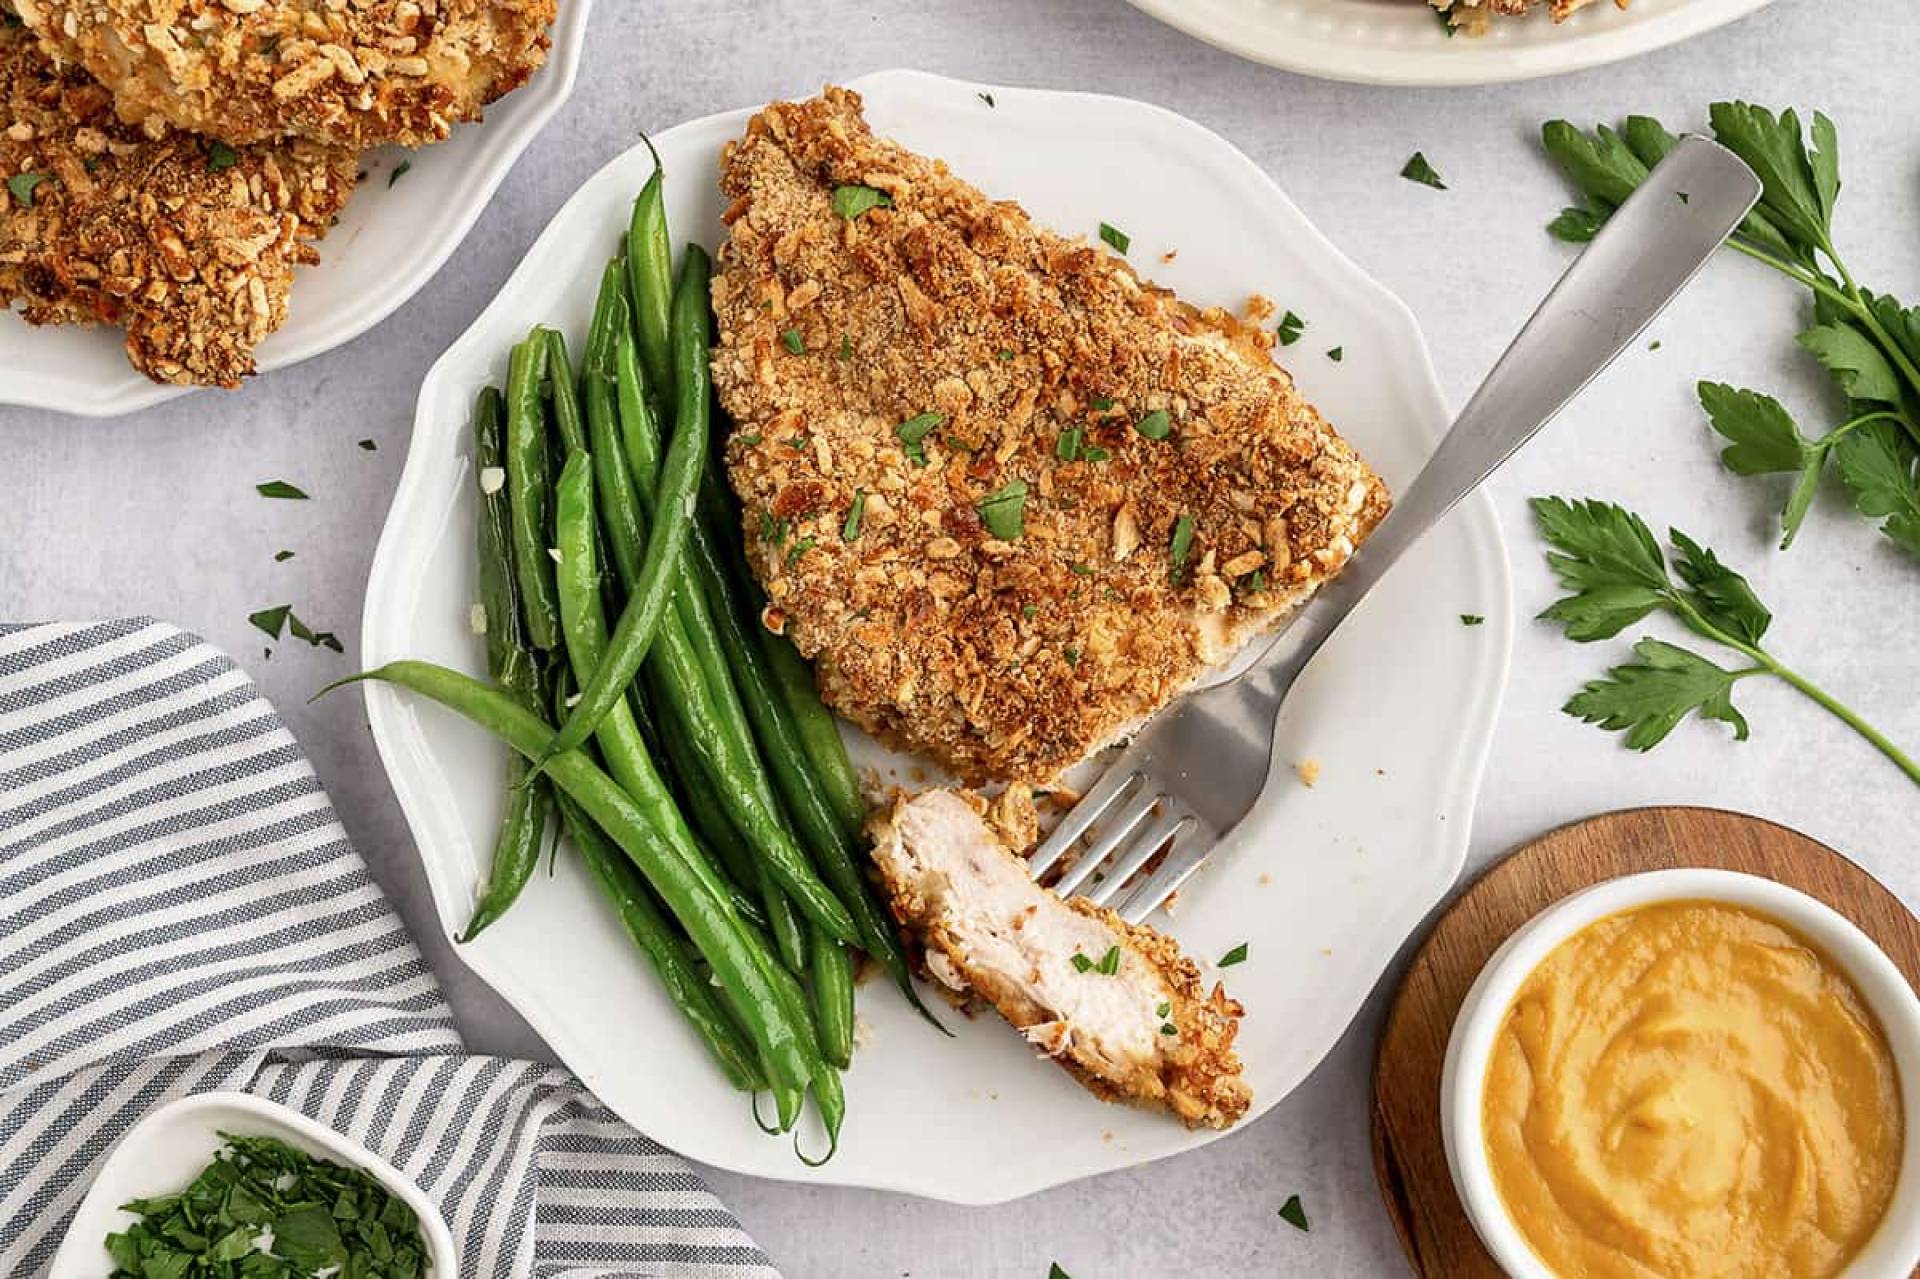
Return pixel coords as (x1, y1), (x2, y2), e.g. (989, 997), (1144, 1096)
(873, 789), (1250, 1129)
(1434, 0), (1619, 34)
(711, 88), (1388, 787)
(1, 18), (356, 385)
(11, 0), (553, 149)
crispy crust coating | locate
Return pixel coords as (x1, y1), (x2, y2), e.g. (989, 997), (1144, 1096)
(712, 87), (1389, 787)
(12, 0), (553, 148)
(0, 18), (356, 386)
(873, 789), (1251, 1129)
(1433, 0), (1623, 33)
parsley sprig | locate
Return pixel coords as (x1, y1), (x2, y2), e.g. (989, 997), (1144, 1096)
(1542, 104), (1920, 559)
(1533, 497), (1918, 784)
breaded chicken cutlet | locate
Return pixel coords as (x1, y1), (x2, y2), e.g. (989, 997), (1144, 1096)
(11, 0), (554, 149)
(872, 789), (1251, 1129)
(711, 87), (1389, 787)
(0, 18), (356, 386)
(1433, 0), (1622, 34)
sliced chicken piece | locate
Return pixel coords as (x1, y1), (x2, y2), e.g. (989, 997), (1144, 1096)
(872, 789), (1250, 1129)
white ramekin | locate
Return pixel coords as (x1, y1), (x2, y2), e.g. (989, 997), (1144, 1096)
(1440, 868), (1920, 1278)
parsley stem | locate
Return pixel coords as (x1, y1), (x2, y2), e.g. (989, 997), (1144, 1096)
(1818, 409), (1907, 450)
(1755, 652), (1920, 785)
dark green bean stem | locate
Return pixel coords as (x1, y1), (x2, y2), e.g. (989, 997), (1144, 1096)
(530, 254), (711, 773)
(463, 385), (550, 941)
(552, 451), (764, 929)
(320, 661), (818, 1096)
(626, 144), (675, 418)
(505, 335), (561, 650)
(810, 933), (855, 1070)
(555, 786), (764, 1091)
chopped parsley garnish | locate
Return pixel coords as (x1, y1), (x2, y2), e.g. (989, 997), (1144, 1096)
(1435, 6), (1455, 34)
(786, 536), (817, 567)
(839, 334), (853, 360)
(1134, 409), (1171, 441)
(1021, 603), (1037, 619)
(273, 549), (295, 562)
(1080, 444), (1110, 462)
(1461, 613), (1485, 626)
(996, 348), (1014, 361)
(357, 438), (377, 451)
(781, 327), (804, 354)
(1160, 1021), (1177, 1036)
(832, 184), (893, 219)
(1095, 945), (1120, 974)
(1276, 310), (1307, 346)
(8, 172), (48, 206)
(1327, 346), (1344, 362)
(389, 158), (412, 187)
(737, 433), (763, 446)
(1168, 514), (1195, 582)
(1097, 222), (1130, 254)
(1244, 569), (1267, 593)
(842, 490), (866, 542)
(105, 1132), (430, 1279)
(1070, 953), (1094, 973)
(248, 605), (292, 639)
(977, 480), (1028, 540)
(759, 511), (788, 545)
(1049, 1266), (1072, 1279)
(207, 141), (239, 172)
(1056, 427), (1084, 461)
(897, 412), (944, 466)
(255, 479), (308, 499)
(1068, 562), (1092, 576)
(1218, 942), (1249, 967)
(978, 91), (996, 108)
(1648, 339), (1662, 351)
(1400, 151), (1446, 190)
(1090, 395), (1114, 412)
(1279, 1194), (1310, 1232)
(1064, 646), (1080, 666)
(1155, 1001), (1170, 1017)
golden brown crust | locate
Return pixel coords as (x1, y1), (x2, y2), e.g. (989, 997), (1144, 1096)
(0, 18), (356, 386)
(1432, 0), (1624, 32)
(12, 0), (554, 149)
(712, 87), (1389, 786)
(873, 789), (1250, 1129)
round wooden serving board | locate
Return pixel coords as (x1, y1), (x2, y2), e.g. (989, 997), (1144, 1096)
(1369, 805), (1920, 1277)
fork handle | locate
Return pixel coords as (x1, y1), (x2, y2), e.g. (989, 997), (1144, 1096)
(1286, 137), (1762, 652)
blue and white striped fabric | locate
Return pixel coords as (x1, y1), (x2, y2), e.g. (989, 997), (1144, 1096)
(0, 619), (779, 1279)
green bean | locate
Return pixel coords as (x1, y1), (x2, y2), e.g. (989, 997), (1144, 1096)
(810, 934), (855, 1070)
(462, 385), (550, 942)
(800, 1061), (844, 1166)
(505, 334), (561, 650)
(322, 661), (817, 1097)
(529, 255), (710, 773)
(611, 327), (858, 947)
(555, 786), (763, 1090)
(761, 626), (868, 839)
(583, 264), (647, 595)
(552, 450), (764, 929)
(626, 141), (675, 417)
(543, 329), (589, 455)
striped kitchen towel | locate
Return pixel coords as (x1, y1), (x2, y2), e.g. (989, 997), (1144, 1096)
(0, 619), (780, 1279)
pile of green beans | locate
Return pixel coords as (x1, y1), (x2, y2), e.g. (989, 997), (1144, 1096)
(325, 152), (936, 1158)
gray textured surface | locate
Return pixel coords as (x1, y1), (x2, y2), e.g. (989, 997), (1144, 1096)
(5, 1), (1919, 1275)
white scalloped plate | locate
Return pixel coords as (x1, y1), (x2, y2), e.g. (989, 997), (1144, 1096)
(0, 0), (593, 417)
(362, 69), (1513, 1204)
(1124, 0), (1777, 85)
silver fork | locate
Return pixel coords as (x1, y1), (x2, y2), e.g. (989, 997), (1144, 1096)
(1029, 136), (1763, 923)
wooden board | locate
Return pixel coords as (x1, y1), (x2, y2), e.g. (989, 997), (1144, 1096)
(1369, 806), (1920, 1277)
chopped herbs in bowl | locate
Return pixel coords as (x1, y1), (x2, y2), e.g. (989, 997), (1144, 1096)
(105, 1132), (431, 1279)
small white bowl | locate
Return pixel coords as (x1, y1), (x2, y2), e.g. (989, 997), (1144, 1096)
(1441, 868), (1920, 1278)
(47, 1091), (457, 1279)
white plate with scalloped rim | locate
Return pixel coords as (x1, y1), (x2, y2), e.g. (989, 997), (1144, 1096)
(1124, 0), (1777, 86)
(362, 68), (1512, 1203)
(0, 0), (593, 418)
